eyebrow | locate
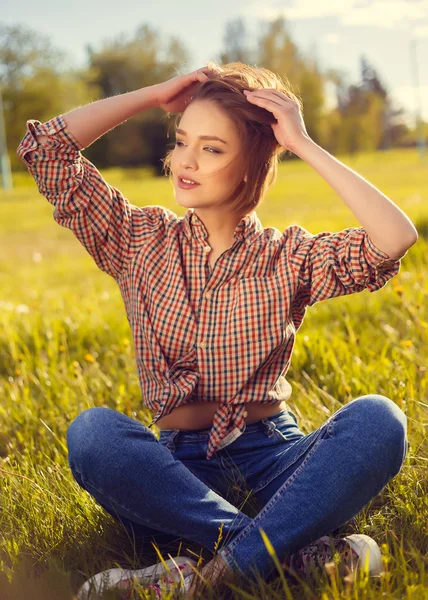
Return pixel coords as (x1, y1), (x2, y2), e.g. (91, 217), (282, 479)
(175, 128), (228, 145)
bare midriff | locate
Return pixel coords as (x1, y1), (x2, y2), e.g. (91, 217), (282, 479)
(156, 400), (289, 430)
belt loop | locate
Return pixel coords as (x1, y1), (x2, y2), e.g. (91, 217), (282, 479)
(166, 430), (181, 451)
(262, 419), (276, 437)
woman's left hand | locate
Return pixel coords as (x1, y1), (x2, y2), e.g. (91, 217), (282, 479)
(243, 88), (311, 154)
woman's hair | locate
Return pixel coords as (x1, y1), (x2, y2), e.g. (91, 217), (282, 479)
(161, 61), (303, 217)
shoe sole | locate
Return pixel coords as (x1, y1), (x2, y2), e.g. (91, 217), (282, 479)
(77, 555), (197, 599)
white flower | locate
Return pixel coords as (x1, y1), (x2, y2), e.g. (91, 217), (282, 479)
(16, 304), (30, 314)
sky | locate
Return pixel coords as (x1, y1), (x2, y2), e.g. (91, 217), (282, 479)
(2, 0), (428, 126)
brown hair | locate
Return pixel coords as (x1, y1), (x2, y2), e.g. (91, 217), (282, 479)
(161, 61), (303, 217)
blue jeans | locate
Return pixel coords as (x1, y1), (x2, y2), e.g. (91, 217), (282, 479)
(67, 394), (408, 581)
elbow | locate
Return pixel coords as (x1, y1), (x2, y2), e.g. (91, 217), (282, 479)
(388, 233), (418, 259)
(405, 231), (418, 250)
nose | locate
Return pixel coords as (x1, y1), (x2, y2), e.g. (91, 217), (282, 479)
(178, 146), (198, 169)
(179, 157), (197, 170)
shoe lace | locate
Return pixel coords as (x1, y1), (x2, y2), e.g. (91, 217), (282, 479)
(145, 582), (162, 599)
(285, 537), (359, 574)
(145, 563), (191, 598)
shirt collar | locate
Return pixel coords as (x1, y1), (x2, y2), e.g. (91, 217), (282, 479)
(182, 208), (264, 246)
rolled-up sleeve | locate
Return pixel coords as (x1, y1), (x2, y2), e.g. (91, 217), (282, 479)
(16, 115), (163, 279)
(287, 224), (405, 307)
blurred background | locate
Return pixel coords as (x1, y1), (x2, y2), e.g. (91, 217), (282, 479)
(0, 0), (427, 187)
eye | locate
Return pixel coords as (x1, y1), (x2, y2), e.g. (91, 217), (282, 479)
(174, 140), (221, 154)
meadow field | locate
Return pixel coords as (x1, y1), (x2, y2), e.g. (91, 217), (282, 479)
(0, 147), (427, 599)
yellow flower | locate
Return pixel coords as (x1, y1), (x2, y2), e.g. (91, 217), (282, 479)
(392, 282), (404, 295)
(84, 353), (96, 363)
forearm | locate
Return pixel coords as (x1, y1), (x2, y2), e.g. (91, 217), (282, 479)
(30, 85), (160, 155)
(63, 85), (159, 147)
(294, 139), (418, 258)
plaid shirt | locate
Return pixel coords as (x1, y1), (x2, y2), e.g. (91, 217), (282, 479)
(17, 114), (404, 460)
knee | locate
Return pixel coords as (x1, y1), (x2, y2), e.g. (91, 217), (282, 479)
(350, 394), (408, 471)
(67, 407), (118, 471)
(352, 394), (407, 438)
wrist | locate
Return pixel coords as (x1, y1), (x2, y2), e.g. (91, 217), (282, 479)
(135, 85), (160, 111)
(291, 136), (318, 159)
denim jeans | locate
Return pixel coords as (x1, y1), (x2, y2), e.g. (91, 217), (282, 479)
(67, 394), (408, 581)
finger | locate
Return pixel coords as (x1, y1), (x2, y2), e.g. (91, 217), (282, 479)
(180, 71), (207, 90)
(186, 69), (209, 84)
(245, 93), (282, 109)
(246, 89), (292, 105)
(198, 67), (212, 76)
(245, 94), (283, 121)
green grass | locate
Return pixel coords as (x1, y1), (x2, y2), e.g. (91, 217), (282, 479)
(0, 146), (427, 599)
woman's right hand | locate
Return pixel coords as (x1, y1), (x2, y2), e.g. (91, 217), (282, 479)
(154, 67), (214, 114)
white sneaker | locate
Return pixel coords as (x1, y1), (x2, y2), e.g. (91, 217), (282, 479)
(283, 533), (385, 579)
(77, 555), (197, 599)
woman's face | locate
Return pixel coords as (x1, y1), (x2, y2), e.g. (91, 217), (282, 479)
(170, 100), (246, 211)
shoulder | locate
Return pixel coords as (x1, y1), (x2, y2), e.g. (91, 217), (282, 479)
(133, 204), (179, 227)
(266, 224), (313, 251)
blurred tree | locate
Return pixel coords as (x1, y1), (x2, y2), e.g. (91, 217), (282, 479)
(85, 24), (190, 172)
(4, 18), (417, 174)
(218, 16), (325, 155)
(0, 22), (63, 83)
(219, 18), (255, 64)
(225, 18), (412, 158)
(359, 55), (410, 150)
(254, 16), (326, 157)
(321, 57), (410, 156)
(0, 23), (99, 170)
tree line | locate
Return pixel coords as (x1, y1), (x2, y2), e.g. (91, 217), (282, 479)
(1, 16), (424, 173)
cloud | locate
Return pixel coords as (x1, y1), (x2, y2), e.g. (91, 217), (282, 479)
(322, 33), (342, 45)
(245, 0), (428, 33)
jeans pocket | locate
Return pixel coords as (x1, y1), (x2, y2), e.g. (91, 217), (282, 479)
(287, 410), (299, 425)
(272, 426), (303, 444)
(273, 427), (288, 443)
(265, 417), (304, 445)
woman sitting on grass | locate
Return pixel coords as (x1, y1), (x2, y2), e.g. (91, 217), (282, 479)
(17, 61), (417, 599)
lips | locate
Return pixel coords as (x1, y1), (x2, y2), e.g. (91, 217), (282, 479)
(177, 176), (201, 190)
(178, 175), (200, 184)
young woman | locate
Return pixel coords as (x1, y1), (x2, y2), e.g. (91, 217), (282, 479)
(17, 62), (416, 599)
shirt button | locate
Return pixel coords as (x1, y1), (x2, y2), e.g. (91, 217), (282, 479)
(203, 245), (211, 253)
(205, 291), (211, 299)
(243, 410), (248, 417)
(199, 341), (206, 349)
(48, 128), (55, 135)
